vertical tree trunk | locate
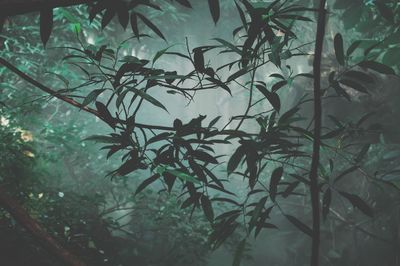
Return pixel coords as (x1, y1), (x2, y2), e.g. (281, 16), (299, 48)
(310, 0), (327, 265)
(0, 186), (86, 266)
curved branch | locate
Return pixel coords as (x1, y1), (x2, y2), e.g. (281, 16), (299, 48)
(0, 185), (86, 266)
(0, 57), (174, 131)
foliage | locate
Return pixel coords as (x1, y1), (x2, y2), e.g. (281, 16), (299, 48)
(0, 0), (400, 266)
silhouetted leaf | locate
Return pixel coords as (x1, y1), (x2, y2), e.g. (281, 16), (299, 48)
(269, 167), (283, 202)
(322, 188), (331, 221)
(208, 0), (220, 24)
(95, 101), (115, 128)
(206, 77), (232, 95)
(279, 107), (299, 125)
(213, 38), (241, 54)
(40, 8), (53, 46)
(339, 192), (373, 217)
(83, 89), (106, 106)
(334, 33), (345, 65)
(343, 70), (374, 84)
(227, 68), (248, 82)
(135, 173), (160, 195)
(249, 196), (268, 233)
(129, 88), (168, 112)
(175, 0), (192, 8)
(163, 172), (176, 192)
(359, 61), (395, 75)
(339, 79), (368, 93)
(376, 2), (394, 23)
(271, 80), (288, 92)
(201, 195), (214, 222)
(321, 127), (344, 139)
(208, 116), (221, 128)
(136, 13), (165, 40)
(193, 48), (205, 73)
(334, 165), (358, 184)
(147, 132), (172, 145)
(347, 40), (361, 56)
(0, 16), (5, 33)
(165, 71), (178, 84)
(192, 150), (218, 164)
(130, 12), (139, 37)
(331, 81), (351, 101)
(228, 145), (246, 175)
(233, 239), (246, 266)
(285, 215), (312, 237)
(354, 144), (370, 163)
(117, 6), (129, 29)
(153, 46), (174, 65)
(166, 169), (200, 184)
(282, 181), (300, 198)
(255, 85), (281, 112)
(101, 8), (115, 29)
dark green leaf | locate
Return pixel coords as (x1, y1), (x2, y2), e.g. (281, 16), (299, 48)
(192, 150), (218, 164)
(208, 0), (220, 24)
(193, 48), (205, 73)
(285, 215), (312, 237)
(334, 33), (345, 65)
(117, 8), (129, 29)
(347, 40), (361, 56)
(339, 79), (368, 94)
(331, 81), (351, 101)
(135, 173), (160, 195)
(322, 188), (331, 221)
(213, 38), (241, 55)
(358, 61), (395, 75)
(343, 70), (374, 84)
(228, 145), (246, 175)
(334, 165), (358, 184)
(129, 88), (168, 112)
(232, 239), (246, 266)
(130, 12), (139, 37)
(354, 144), (370, 163)
(101, 8), (115, 29)
(249, 196), (268, 233)
(271, 80), (287, 92)
(269, 167), (283, 202)
(82, 89), (106, 106)
(255, 85), (281, 112)
(376, 2), (394, 23)
(339, 192), (373, 217)
(175, 0), (192, 8)
(136, 13), (165, 40)
(201, 195), (214, 222)
(147, 132), (172, 145)
(40, 8), (53, 46)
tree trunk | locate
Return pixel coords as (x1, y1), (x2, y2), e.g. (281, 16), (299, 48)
(0, 185), (87, 266)
(309, 0), (327, 266)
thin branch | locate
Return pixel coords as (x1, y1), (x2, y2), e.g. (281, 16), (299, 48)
(0, 185), (86, 266)
(0, 57), (173, 131)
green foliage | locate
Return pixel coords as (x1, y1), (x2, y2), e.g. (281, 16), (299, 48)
(0, 0), (400, 266)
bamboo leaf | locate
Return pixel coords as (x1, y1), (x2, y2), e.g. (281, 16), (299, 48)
(334, 33), (345, 65)
(40, 8), (53, 46)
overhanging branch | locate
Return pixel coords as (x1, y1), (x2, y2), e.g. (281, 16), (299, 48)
(0, 185), (86, 266)
(0, 57), (174, 131)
